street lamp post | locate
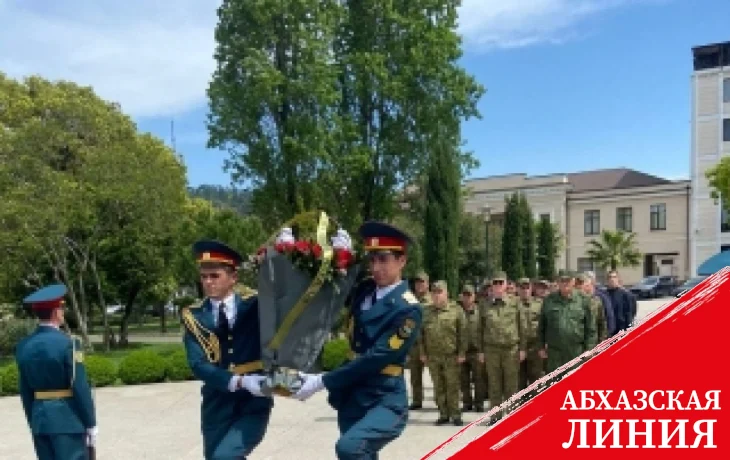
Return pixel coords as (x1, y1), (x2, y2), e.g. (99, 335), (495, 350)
(482, 205), (491, 280)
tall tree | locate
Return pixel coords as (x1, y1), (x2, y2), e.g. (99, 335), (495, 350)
(0, 73), (188, 349)
(501, 192), (523, 281)
(586, 230), (642, 272)
(519, 193), (537, 279)
(423, 138), (462, 294)
(208, 0), (484, 232)
(207, 0), (342, 227)
(536, 217), (557, 280)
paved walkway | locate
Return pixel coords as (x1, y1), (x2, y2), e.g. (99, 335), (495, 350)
(0, 299), (667, 459)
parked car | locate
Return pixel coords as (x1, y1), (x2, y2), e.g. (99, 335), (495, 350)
(673, 276), (708, 298)
(629, 275), (676, 298)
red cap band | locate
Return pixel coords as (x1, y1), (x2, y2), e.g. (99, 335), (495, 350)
(31, 299), (64, 310)
(363, 236), (406, 252)
(197, 251), (236, 266)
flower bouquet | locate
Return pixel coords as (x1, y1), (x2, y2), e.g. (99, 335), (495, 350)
(252, 210), (361, 397)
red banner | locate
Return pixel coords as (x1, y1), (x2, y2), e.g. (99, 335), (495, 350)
(424, 268), (730, 459)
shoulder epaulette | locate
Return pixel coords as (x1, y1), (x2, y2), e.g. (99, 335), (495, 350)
(181, 307), (220, 363)
(402, 290), (418, 305)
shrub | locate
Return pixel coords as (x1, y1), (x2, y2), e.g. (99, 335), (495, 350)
(321, 338), (351, 371)
(165, 350), (194, 381)
(0, 317), (36, 357)
(84, 355), (118, 387)
(1, 363), (19, 395)
(118, 350), (166, 385)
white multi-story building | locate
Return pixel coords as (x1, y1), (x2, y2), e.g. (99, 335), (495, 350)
(690, 41), (730, 276)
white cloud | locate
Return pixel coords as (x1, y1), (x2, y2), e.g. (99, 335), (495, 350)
(0, 0), (661, 118)
(0, 0), (220, 118)
(458, 0), (658, 50)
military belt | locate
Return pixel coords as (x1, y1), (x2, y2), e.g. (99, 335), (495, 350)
(35, 389), (73, 400)
(229, 360), (264, 375)
(348, 351), (403, 377)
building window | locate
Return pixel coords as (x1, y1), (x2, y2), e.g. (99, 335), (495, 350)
(724, 78), (730, 103)
(650, 204), (667, 231)
(616, 207), (632, 232)
(724, 118), (730, 142)
(584, 210), (600, 236)
(722, 206), (730, 233)
(577, 258), (594, 273)
(539, 213), (551, 223)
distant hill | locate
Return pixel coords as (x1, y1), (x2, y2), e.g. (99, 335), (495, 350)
(188, 185), (252, 215)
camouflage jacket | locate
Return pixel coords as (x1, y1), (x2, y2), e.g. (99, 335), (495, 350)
(421, 301), (467, 358)
(482, 295), (526, 351)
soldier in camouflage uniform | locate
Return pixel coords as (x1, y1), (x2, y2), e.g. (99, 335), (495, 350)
(421, 280), (467, 426)
(458, 285), (485, 412)
(575, 274), (609, 343)
(538, 270), (598, 373)
(482, 272), (526, 414)
(408, 270), (431, 410)
(532, 279), (550, 300)
(516, 278), (544, 390)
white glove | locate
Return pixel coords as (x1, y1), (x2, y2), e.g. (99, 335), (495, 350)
(330, 229), (352, 251)
(86, 426), (98, 447)
(241, 375), (267, 397)
(292, 373), (325, 401)
(276, 227), (296, 244)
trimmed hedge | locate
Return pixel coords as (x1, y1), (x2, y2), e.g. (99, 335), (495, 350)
(1, 363), (19, 395)
(118, 350), (167, 385)
(165, 350), (194, 381)
(0, 317), (36, 356)
(85, 355), (118, 387)
(321, 338), (350, 371)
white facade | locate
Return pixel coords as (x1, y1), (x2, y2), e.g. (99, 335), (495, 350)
(690, 41), (730, 276)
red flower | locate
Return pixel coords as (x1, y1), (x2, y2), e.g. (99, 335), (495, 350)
(334, 249), (353, 269)
(295, 240), (310, 254)
(275, 242), (295, 253)
(312, 243), (323, 258)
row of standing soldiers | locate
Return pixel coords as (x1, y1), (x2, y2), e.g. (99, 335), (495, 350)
(408, 269), (606, 425)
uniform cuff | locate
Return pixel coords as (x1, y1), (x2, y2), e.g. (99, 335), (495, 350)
(228, 375), (241, 392)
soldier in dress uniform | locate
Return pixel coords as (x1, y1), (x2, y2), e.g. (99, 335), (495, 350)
(15, 283), (98, 460)
(408, 270), (430, 410)
(181, 240), (273, 460)
(292, 221), (423, 460)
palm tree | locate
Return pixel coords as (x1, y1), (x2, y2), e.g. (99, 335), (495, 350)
(586, 230), (642, 271)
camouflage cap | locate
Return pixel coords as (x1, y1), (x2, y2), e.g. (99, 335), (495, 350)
(492, 271), (507, 281)
(414, 270), (429, 282)
(461, 284), (475, 294)
(431, 280), (447, 292)
(577, 272), (592, 283)
(535, 279), (550, 287)
(517, 277), (531, 286)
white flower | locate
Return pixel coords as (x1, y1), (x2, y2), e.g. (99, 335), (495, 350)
(331, 228), (352, 251)
(276, 227), (295, 244)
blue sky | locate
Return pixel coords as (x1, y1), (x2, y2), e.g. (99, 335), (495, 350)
(1, 0), (728, 187)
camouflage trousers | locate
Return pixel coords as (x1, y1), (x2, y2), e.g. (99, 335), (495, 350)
(519, 347), (545, 390)
(428, 356), (461, 419)
(407, 350), (425, 405)
(460, 351), (485, 408)
(484, 344), (519, 410)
